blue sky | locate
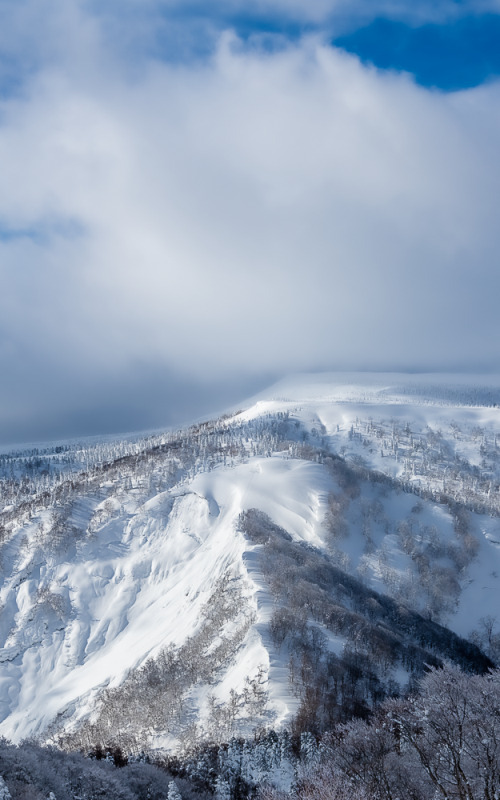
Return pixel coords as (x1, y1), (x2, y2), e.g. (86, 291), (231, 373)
(0, 0), (499, 442)
(334, 14), (500, 90)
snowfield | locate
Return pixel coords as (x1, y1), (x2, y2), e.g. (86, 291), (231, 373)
(0, 373), (499, 749)
(0, 457), (331, 744)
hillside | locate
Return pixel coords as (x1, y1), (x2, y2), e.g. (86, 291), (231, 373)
(0, 373), (499, 752)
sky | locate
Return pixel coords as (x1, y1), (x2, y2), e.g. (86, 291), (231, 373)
(1, 0), (500, 443)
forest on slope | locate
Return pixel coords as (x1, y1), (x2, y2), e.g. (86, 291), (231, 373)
(0, 376), (499, 798)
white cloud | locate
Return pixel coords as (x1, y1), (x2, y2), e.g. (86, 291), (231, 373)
(0, 6), (500, 437)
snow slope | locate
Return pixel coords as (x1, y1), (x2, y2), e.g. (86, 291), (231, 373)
(0, 455), (331, 744)
(0, 373), (499, 749)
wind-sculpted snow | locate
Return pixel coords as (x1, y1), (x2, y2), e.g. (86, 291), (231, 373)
(0, 417), (333, 745)
(0, 373), (498, 752)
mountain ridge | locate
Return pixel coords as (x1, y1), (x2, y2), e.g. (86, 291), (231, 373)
(0, 373), (499, 751)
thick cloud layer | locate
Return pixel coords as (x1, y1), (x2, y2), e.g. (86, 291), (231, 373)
(1, 2), (500, 441)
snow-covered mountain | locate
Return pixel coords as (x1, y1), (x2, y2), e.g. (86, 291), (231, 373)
(0, 373), (499, 752)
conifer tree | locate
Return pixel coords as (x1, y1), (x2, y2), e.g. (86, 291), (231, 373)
(0, 778), (10, 800)
(167, 780), (183, 800)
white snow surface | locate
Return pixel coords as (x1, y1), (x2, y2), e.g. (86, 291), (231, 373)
(0, 456), (329, 743)
(0, 372), (499, 746)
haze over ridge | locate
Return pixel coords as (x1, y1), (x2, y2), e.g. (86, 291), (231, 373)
(1, 1), (499, 442)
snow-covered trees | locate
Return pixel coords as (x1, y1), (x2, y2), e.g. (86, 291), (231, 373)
(0, 739), (176, 800)
(469, 615), (500, 664)
(294, 765), (371, 800)
(0, 777), (11, 800)
(0, 666), (497, 799)
(57, 575), (259, 754)
(301, 665), (500, 800)
(239, 508), (492, 735)
(167, 780), (183, 800)
(388, 665), (500, 800)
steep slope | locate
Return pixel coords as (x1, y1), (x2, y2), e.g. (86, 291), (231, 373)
(0, 373), (498, 751)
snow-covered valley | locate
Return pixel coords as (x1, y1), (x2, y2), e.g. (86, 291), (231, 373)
(0, 373), (499, 754)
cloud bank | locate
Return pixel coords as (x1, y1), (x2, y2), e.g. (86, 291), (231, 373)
(0, 2), (500, 441)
